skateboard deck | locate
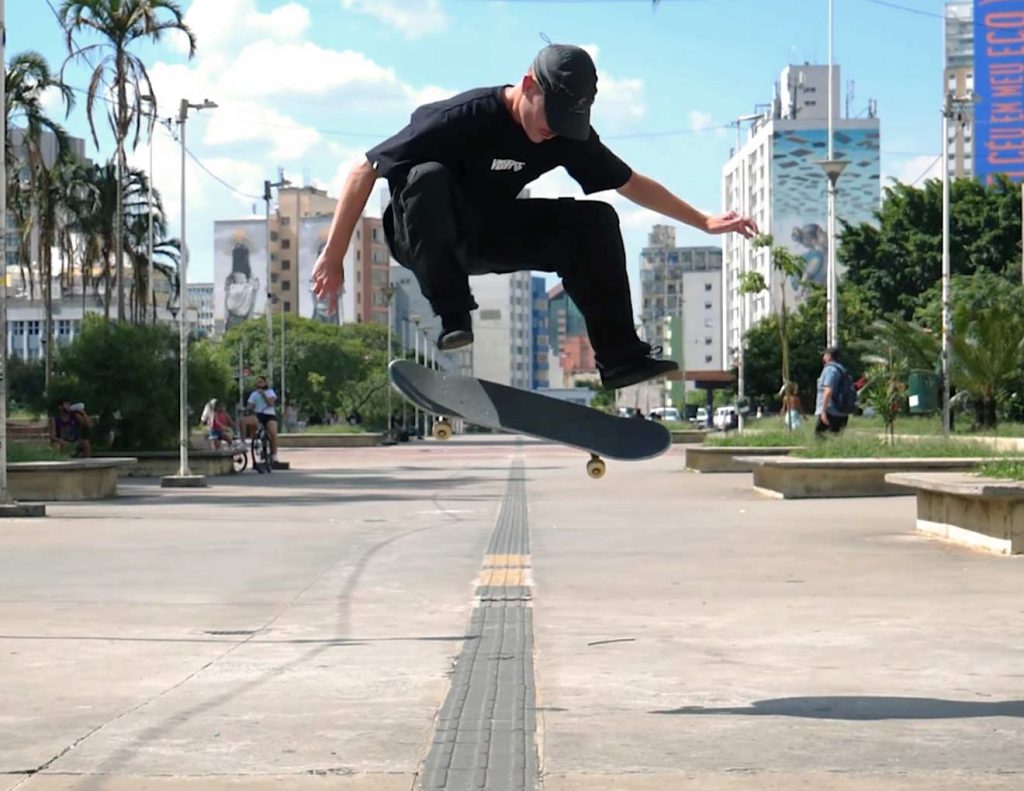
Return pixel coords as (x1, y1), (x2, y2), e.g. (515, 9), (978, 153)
(389, 360), (671, 477)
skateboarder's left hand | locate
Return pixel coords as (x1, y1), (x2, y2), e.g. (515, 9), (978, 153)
(704, 211), (759, 238)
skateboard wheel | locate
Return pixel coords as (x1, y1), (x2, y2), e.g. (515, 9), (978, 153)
(432, 420), (453, 441)
(586, 456), (606, 479)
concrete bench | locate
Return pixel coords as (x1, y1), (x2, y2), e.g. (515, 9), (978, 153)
(886, 472), (1024, 555)
(686, 446), (800, 473)
(739, 456), (986, 499)
(8, 458), (137, 501)
(94, 450), (236, 478)
(277, 433), (383, 448)
(669, 430), (710, 445)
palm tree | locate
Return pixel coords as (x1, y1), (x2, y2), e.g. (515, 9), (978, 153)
(59, 0), (196, 322)
(5, 52), (75, 301)
(949, 304), (1024, 428)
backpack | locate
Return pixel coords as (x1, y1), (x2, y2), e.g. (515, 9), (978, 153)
(828, 362), (858, 415)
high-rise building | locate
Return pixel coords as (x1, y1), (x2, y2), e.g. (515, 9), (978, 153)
(187, 283), (215, 337)
(531, 276), (550, 390)
(638, 225), (723, 390)
(945, 2), (975, 178)
(471, 272), (534, 389)
(721, 63), (880, 365)
(390, 265), (470, 375)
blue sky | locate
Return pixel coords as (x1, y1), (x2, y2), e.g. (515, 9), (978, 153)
(12, 0), (945, 318)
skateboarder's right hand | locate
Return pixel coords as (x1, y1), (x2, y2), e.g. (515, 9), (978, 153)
(311, 250), (345, 314)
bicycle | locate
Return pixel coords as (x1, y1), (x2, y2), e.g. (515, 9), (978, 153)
(251, 422), (272, 474)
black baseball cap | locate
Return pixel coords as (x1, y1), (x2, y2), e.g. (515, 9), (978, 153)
(531, 44), (597, 141)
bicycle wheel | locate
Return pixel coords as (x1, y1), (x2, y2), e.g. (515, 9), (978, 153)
(232, 448), (248, 473)
(252, 432), (271, 473)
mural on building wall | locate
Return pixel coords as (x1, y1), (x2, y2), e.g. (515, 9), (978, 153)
(297, 216), (341, 324)
(973, 0), (1024, 184)
(770, 127), (880, 295)
(213, 220), (267, 330)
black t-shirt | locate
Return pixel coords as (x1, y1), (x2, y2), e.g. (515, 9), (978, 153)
(366, 86), (632, 205)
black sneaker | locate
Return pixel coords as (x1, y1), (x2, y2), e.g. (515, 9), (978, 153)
(437, 313), (474, 351)
(599, 346), (679, 390)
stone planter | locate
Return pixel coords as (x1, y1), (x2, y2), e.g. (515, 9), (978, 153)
(739, 456), (986, 499)
(8, 458), (137, 501)
(277, 433), (383, 448)
(685, 446), (800, 473)
(886, 472), (1024, 555)
(94, 450), (236, 478)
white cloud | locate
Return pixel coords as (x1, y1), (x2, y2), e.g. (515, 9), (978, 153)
(341, 0), (448, 39)
(885, 154), (941, 186)
(203, 102), (321, 160)
(174, 0), (310, 55)
(688, 110), (714, 131)
(575, 44), (646, 130)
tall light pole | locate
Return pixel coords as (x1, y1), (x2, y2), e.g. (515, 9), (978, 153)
(817, 0), (847, 350)
(382, 283), (397, 445)
(411, 314), (421, 437)
(941, 91), (972, 436)
(264, 176), (290, 386)
(140, 94), (157, 324)
(162, 97), (216, 488)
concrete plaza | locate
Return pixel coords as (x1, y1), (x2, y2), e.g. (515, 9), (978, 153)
(1, 437), (1023, 790)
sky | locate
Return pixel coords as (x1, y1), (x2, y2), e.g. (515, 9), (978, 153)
(11, 0), (947, 320)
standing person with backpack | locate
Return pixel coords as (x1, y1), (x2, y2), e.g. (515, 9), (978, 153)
(815, 346), (856, 436)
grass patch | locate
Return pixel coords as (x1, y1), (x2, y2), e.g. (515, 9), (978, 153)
(977, 459), (1024, 481)
(705, 429), (807, 448)
(7, 444), (72, 463)
(296, 423), (371, 435)
(793, 435), (1016, 459)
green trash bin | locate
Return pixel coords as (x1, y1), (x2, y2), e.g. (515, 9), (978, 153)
(908, 370), (940, 414)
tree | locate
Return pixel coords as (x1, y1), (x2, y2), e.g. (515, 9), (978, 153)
(59, 0), (196, 321)
(742, 282), (878, 412)
(741, 235), (807, 403)
(840, 176), (1024, 320)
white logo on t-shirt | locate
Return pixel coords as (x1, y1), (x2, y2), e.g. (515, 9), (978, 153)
(491, 158), (526, 172)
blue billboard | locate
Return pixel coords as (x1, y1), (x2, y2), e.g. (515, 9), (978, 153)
(974, 0), (1024, 183)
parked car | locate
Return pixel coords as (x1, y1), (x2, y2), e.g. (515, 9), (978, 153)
(713, 406), (739, 430)
(649, 407), (681, 422)
(691, 407), (709, 426)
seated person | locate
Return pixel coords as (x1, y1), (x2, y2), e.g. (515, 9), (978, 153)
(50, 398), (92, 458)
(206, 400), (236, 448)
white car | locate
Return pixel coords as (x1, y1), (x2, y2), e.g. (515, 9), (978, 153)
(649, 407), (681, 422)
(713, 406), (738, 430)
(691, 407), (709, 426)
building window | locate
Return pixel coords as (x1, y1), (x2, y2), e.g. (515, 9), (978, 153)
(705, 337), (713, 345)
(271, 273), (278, 284)
(705, 355), (713, 364)
(705, 302), (713, 310)
(270, 231), (278, 241)
(282, 281), (291, 291)
(705, 283), (712, 292)
(281, 239), (291, 250)
(282, 260), (291, 270)
(280, 217), (290, 226)
(372, 227), (382, 242)
(283, 301), (291, 311)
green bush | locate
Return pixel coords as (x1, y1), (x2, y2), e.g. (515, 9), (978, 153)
(50, 316), (233, 451)
(793, 435), (1016, 459)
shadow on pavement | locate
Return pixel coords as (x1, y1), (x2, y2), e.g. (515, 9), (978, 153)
(653, 696), (1024, 720)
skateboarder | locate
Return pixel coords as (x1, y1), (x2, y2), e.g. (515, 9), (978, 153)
(311, 44), (757, 390)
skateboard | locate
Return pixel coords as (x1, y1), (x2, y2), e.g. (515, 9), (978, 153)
(388, 360), (672, 479)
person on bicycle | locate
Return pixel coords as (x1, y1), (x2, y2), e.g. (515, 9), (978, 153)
(246, 376), (279, 462)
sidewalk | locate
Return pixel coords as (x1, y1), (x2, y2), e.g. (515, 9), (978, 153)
(0, 438), (1021, 789)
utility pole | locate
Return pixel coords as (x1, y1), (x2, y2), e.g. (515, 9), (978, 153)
(941, 91), (972, 436)
(162, 97), (216, 488)
(264, 176), (290, 385)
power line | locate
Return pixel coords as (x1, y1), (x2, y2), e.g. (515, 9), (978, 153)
(909, 155), (942, 186)
(862, 0), (944, 19)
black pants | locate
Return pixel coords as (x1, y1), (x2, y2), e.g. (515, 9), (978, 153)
(815, 414), (848, 435)
(384, 161), (647, 367)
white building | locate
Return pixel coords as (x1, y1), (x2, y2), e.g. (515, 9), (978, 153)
(188, 282), (215, 337)
(470, 271), (534, 389)
(639, 225), (723, 390)
(721, 63), (880, 365)
(945, 1), (974, 179)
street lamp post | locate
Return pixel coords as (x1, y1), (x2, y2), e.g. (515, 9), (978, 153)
(162, 97), (217, 488)
(264, 176), (290, 387)
(940, 91), (972, 436)
(411, 315), (421, 437)
(382, 284), (397, 446)
(140, 94), (157, 324)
